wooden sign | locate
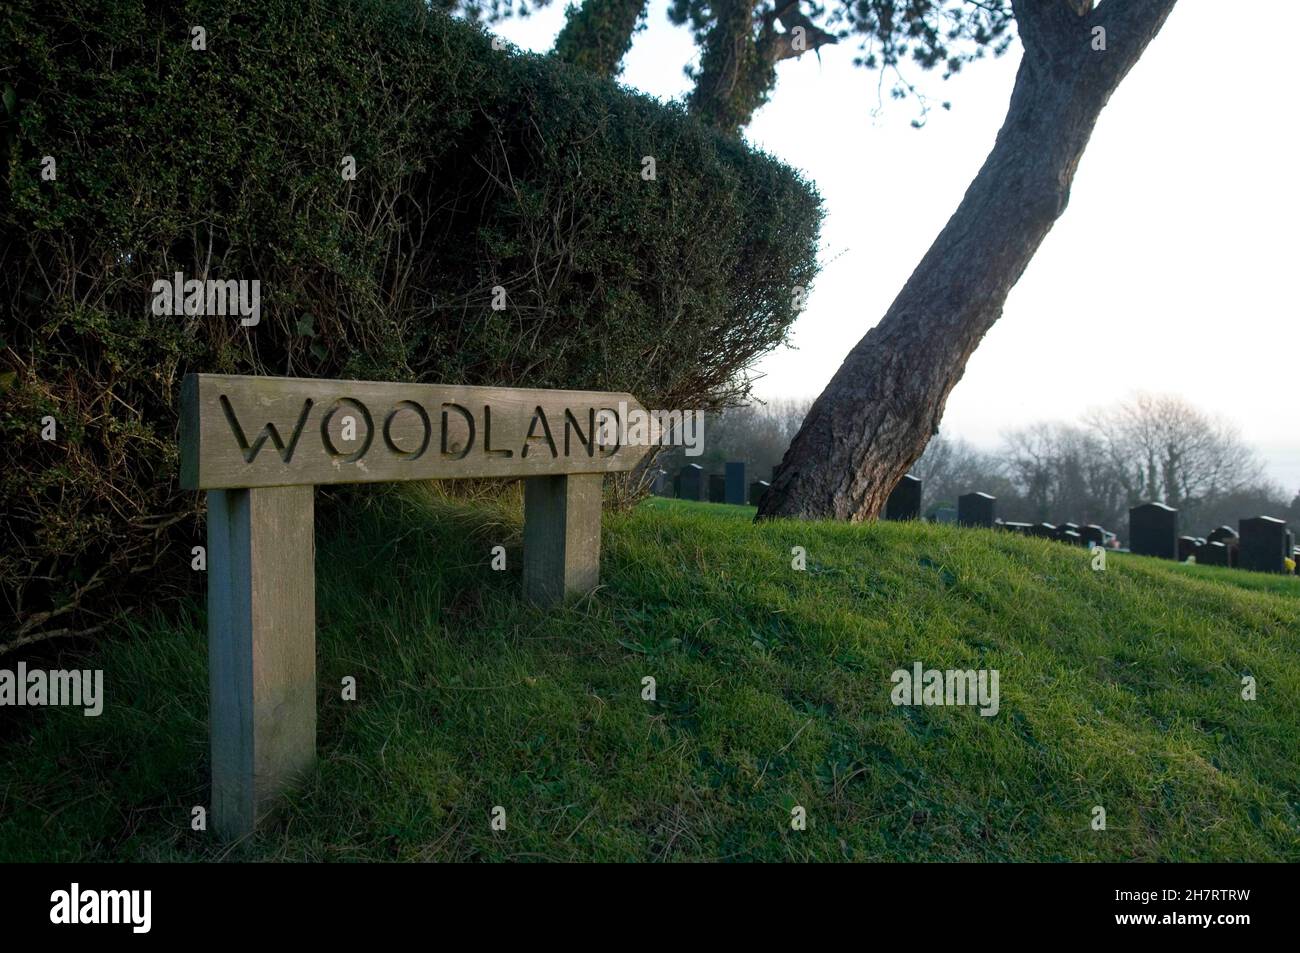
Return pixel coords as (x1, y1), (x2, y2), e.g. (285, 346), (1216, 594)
(180, 374), (645, 489)
(180, 374), (649, 839)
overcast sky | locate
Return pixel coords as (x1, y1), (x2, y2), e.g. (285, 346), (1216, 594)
(495, 0), (1300, 492)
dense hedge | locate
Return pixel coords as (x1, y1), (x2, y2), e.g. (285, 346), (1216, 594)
(0, 0), (821, 649)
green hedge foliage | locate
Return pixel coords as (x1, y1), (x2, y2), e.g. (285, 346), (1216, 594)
(0, 0), (821, 647)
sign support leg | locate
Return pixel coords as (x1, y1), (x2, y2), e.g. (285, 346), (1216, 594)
(522, 474), (602, 605)
(207, 485), (316, 839)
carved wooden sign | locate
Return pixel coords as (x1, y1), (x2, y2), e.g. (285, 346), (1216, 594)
(179, 373), (649, 840)
(180, 373), (646, 489)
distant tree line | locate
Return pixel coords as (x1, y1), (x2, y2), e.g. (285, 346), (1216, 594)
(656, 397), (812, 489)
(663, 393), (1299, 539)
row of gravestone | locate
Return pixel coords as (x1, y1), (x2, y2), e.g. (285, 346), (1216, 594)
(1127, 502), (1297, 574)
(894, 478), (1298, 576)
(651, 462), (772, 506)
(655, 467), (1299, 576)
(882, 480), (1114, 547)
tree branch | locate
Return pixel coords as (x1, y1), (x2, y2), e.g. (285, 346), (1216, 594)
(553, 0), (648, 79)
(1010, 0), (1087, 61)
(1091, 0), (1180, 80)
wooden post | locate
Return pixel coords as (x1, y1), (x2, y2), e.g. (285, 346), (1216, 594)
(522, 474), (602, 605)
(207, 485), (316, 839)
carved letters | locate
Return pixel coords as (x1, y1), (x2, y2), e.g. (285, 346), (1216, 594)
(181, 374), (647, 489)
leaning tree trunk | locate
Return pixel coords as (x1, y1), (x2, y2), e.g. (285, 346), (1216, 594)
(758, 0), (1180, 521)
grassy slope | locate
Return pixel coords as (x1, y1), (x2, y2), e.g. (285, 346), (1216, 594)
(1, 491), (1297, 861)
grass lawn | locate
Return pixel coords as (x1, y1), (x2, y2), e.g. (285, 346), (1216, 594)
(1, 490), (1297, 861)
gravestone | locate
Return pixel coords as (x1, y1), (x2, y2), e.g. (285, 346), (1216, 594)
(749, 480), (770, 506)
(678, 464), (704, 501)
(1197, 540), (1229, 566)
(1129, 502), (1177, 559)
(708, 474), (726, 503)
(1001, 521), (1034, 535)
(1238, 516), (1288, 573)
(650, 468), (670, 497)
(1029, 522), (1057, 538)
(884, 474), (922, 521)
(957, 492), (996, 528)
(180, 373), (648, 839)
(1204, 527), (1239, 566)
(1054, 522), (1081, 543)
(1080, 525), (1106, 548)
(725, 462), (746, 505)
(1177, 536), (1199, 562)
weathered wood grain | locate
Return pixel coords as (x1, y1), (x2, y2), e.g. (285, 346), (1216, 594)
(181, 374), (650, 489)
(208, 485), (316, 839)
(522, 474), (603, 605)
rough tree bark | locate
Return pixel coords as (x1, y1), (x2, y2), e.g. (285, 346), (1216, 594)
(757, 0), (1180, 521)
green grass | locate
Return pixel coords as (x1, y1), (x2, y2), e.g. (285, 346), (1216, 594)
(2, 491), (1298, 861)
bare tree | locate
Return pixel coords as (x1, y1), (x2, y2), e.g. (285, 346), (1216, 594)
(1084, 393), (1264, 527)
(911, 434), (1015, 514)
(1001, 422), (1126, 527)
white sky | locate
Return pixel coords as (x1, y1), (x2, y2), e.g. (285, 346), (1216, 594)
(494, 0), (1300, 491)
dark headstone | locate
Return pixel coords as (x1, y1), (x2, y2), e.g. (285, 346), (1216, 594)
(1029, 522), (1057, 538)
(1054, 522), (1082, 544)
(1197, 541), (1229, 566)
(708, 474), (725, 503)
(724, 461), (746, 505)
(1177, 536), (1199, 562)
(1080, 525), (1106, 548)
(957, 492), (996, 528)
(650, 469), (670, 497)
(1207, 525), (1238, 545)
(1238, 516), (1288, 573)
(1001, 521), (1034, 535)
(678, 464), (704, 501)
(1129, 502), (1177, 559)
(748, 480), (770, 506)
(884, 474), (922, 521)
